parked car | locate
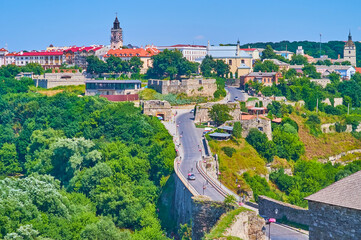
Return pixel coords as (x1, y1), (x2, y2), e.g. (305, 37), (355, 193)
(190, 109), (194, 113)
(188, 173), (196, 180)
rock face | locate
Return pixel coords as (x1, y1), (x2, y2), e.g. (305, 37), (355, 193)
(224, 211), (266, 240)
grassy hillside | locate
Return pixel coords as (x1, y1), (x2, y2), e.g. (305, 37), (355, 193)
(209, 138), (267, 193)
(290, 113), (361, 159)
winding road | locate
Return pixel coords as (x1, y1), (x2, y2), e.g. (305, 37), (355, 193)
(174, 86), (309, 239)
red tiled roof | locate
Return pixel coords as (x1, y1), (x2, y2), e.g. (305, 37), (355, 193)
(356, 67), (361, 74)
(5, 53), (17, 56)
(105, 47), (159, 58)
(240, 115), (269, 121)
(0, 48), (7, 52)
(272, 118), (282, 123)
(64, 46), (103, 53)
(239, 48), (257, 51)
(100, 94), (139, 102)
(18, 51), (63, 56)
(169, 44), (206, 48)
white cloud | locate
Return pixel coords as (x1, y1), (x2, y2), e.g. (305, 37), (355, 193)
(194, 35), (204, 40)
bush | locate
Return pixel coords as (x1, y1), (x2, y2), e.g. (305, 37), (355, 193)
(221, 146), (236, 157)
(232, 122), (242, 138)
(335, 122), (347, 133)
(306, 114), (321, 124)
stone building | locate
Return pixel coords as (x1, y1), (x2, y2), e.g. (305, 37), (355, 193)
(344, 31), (356, 66)
(239, 115), (272, 140)
(148, 77), (217, 98)
(194, 102), (242, 123)
(305, 170), (361, 240)
(111, 16), (123, 49)
(141, 100), (172, 121)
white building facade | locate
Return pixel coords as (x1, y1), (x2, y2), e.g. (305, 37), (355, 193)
(157, 44), (207, 62)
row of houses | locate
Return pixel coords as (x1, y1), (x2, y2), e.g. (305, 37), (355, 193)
(0, 45), (159, 72)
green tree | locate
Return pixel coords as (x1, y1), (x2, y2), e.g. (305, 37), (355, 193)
(246, 129), (275, 162)
(214, 60), (230, 77)
(290, 55), (308, 65)
(253, 60), (279, 72)
(233, 122), (242, 138)
(261, 45), (276, 60)
(0, 143), (21, 176)
(302, 65), (321, 78)
(208, 104), (233, 126)
(200, 55), (216, 77)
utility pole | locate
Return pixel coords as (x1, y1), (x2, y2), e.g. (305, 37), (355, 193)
(348, 103), (350, 115)
(316, 98), (319, 113)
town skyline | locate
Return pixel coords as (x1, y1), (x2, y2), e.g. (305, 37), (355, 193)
(1, 0), (361, 51)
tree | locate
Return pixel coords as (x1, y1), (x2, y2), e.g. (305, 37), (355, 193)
(341, 61), (351, 65)
(208, 104), (233, 126)
(302, 65), (321, 78)
(223, 194), (237, 206)
(200, 55), (216, 77)
(129, 57), (143, 74)
(246, 129), (275, 162)
(233, 122), (242, 138)
(147, 49), (198, 79)
(214, 60), (230, 77)
(86, 56), (107, 74)
(0, 143), (21, 176)
(290, 55), (308, 65)
(261, 45), (276, 60)
(253, 60), (279, 72)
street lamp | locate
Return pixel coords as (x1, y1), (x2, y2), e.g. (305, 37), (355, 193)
(267, 218), (276, 240)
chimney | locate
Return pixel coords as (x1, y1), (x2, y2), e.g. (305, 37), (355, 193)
(338, 54), (340, 59)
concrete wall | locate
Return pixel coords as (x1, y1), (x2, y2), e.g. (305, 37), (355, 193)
(258, 196), (310, 226)
(34, 72), (88, 89)
(148, 78), (217, 97)
(308, 201), (361, 240)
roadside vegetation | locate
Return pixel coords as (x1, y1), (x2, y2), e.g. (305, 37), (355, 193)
(0, 74), (175, 239)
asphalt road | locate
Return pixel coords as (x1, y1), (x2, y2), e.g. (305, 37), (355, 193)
(177, 112), (224, 201)
(226, 86), (246, 101)
(265, 224), (309, 240)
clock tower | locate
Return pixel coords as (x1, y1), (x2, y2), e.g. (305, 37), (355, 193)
(111, 16), (123, 49)
(344, 31), (356, 66)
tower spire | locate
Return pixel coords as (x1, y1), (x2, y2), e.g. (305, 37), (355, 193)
(349, 30), (352, 41)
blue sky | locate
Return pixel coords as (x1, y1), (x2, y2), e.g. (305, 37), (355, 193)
(1, 0), (360, 51)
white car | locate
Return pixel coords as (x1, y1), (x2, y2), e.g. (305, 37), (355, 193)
(188, 173), (196, 180)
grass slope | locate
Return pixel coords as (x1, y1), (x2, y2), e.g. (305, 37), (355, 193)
(290, 113), (361, 159)
(205, 207), (251, 240)
(209, 138), (267, 193)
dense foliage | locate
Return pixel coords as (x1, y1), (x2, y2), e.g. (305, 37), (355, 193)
(146, 49), (199, 79)
(208, 104), (233, 126)
(0, 77), (175, 239)
(200, 55), (230, 77)
(86, 55), (143, 75)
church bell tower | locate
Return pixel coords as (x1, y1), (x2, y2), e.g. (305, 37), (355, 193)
(344, 30), (356, 66)
(111, 16), (123, 49)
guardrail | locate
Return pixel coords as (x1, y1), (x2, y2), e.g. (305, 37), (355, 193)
(174, 157), (200, 196)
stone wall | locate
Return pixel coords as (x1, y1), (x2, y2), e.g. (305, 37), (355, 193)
(142, 100), (172, 121)
(194, 102), (241, 123)
(191, 198), (228, 240)
(226, 78), (240, 87)
(308, 201), (361, 240)
(240, 118), (272, 140)
(148, 77), (217, 97)
(258, 196), (310, 226)
(246, 97), (273, 108)
(321, 123), (352, 133)
(322, 97), (343, 107)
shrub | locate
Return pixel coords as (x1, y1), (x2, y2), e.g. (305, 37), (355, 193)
(232, 122), (242, 138)
(221, 146), (236, 157)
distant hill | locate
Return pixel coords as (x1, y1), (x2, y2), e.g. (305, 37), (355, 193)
(222, 40), (361, 66)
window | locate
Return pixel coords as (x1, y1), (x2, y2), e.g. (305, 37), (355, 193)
(241, 60), (245, 64)
(349, 51), (351, 54)
(229, 59), (232, 65)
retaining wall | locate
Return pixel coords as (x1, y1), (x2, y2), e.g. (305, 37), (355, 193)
(258, 196), (310, 226)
